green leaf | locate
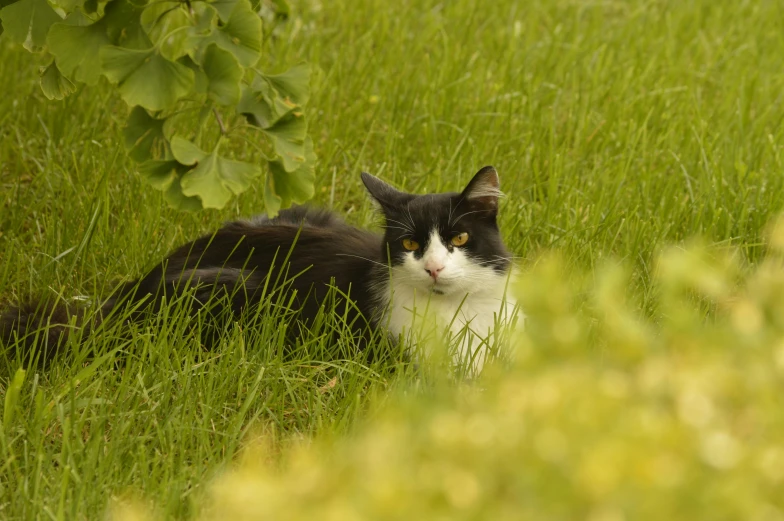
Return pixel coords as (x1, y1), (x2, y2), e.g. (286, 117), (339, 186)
(141, 1), (192, 60)
(170, 135), (206, 165)
(209, 0), (261, 67)
(47, 19), (110, 84)
(262, 63), (311, 106)
(262, 109), (307, 172)
(48, 0), (84, 14)
(238, 84), (277, 128)
(268, 136), (315, 210)
(0, 0), (19, 34)
(101, 46), (195, 111)
(138, 159), (203, 211)
(102, 0), (151, 49)
(208, 0), (237, 22)
(123, 106), (167, 163)
(182, 2), (216, 62)
(138, 159), (179, 189)
(263, 169), (281, 217)
(238, 79), (296, 127)
(0, 0), (61, 51)
(47, 0), (148, 86)
(39, 60), (76, 100)
(59, 8), (90, 25)
(177, 55), (209, 94)
(165, 175), (203, 212)
(269, 0), (290, 19)
(202, 43), (242, 106)
(172, 137), (262, 209)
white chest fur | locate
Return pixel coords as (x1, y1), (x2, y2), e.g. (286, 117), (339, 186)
(378, 269), (521, 374)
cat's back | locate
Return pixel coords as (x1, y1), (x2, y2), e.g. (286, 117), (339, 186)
(242, 205), (346, 230)
(117, 206), (386, 342)
(163, 206), (382, 281)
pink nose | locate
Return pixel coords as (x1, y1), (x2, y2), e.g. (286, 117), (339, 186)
(425, 265), (444, 281)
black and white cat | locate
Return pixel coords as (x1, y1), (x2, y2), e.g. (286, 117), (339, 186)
(1, 166), (520, 372)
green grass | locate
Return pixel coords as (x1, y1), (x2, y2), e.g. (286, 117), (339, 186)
(2, 0), (784, 518)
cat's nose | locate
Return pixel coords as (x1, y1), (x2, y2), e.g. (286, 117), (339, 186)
(425, 265), (444, 281)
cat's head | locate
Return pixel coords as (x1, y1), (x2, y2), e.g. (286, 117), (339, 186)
(361, 166), (511, 296)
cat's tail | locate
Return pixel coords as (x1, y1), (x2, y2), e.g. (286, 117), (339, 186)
(0, 296), (110, 366)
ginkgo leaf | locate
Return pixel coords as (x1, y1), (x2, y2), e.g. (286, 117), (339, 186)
(262, 109), (308, 172)
(171, 137), (262, 209)
(138, 159), (203, 211)
(170, 135), (206, 165)
(209, 0), (261, 67)
(262, 63), (311, 106)
(103, 0), (151, 49)
(238, 81), (294, 128)
(0, 0), (61, 51)
(123, 106), (167, 163)
(48, 0), (84, 14)
(59, 8), (90, 25)
(237, 85), (275, 128)
(181, 153), (262, 208)
(269, 0), (290, 19)
(47, 0), (148, 86)
(263, 171), (282, 217)
(268, 136), (316, 209)
(201, 43), (242, 106)
(208, 0), (237, 22)
(39, 60), (76, 100)
(47, 20), (109, 84)
(165, 175), (203, 212)
(182, 3), (216, 63)
(141, 1), (192, 60)
(101, 46), (194, 111)
(138, 159), (179, 190)
(177, 55), (209, 94)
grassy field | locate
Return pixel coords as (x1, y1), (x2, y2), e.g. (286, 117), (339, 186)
(2, 0), (784, 518)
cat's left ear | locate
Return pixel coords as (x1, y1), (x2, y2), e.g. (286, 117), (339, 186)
(461, 166), (503, 215)
(361, 172), (413, 210)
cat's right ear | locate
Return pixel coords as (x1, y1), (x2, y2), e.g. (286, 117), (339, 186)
(361, 173), (410, 210)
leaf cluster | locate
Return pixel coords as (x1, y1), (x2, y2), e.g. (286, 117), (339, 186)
(0, 0), (314, 212)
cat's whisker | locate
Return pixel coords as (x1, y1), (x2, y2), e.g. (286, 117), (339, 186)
(334, 253), (391, 269)
(450, 210), (484, 226)
(383, 226), (411, 234)
(473, 260), (512, 267)
(404, 204), (417, 230)
(385, 218), (414, 233)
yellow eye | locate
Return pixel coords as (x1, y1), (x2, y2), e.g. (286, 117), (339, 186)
(402, 239), (420, 251)
(451, 233), (469, 246)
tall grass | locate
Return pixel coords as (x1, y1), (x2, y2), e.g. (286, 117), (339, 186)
(1, 0), (784, 518)
(112, 238), (784, 520)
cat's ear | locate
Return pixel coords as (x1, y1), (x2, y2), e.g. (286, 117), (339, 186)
(461, 166), (503, 215)
(361, 172), (411, 210)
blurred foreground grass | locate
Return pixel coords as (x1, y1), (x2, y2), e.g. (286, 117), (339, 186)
(108, 226), (784, 521)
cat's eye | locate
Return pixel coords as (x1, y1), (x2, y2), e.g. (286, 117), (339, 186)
(402, 239), (420, 251)
(451, 233), (469, 247)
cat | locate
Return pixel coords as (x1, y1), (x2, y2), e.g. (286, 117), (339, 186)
(0, 166), (520, 373)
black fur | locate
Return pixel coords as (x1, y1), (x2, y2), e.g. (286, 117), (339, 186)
(1, 168), (509, 366)
(362, 166), (510, 272)
(0, 299), (94, 366)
